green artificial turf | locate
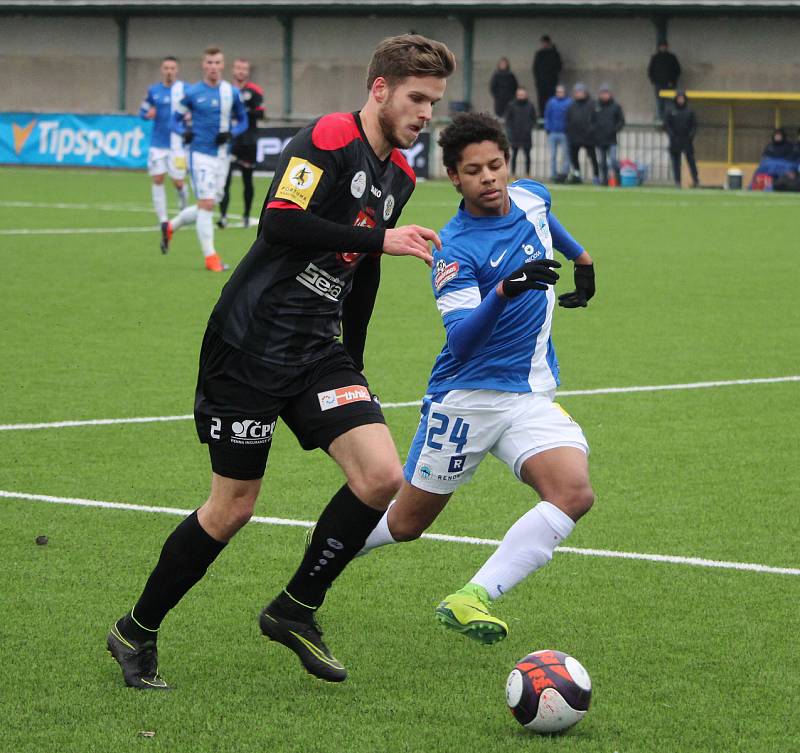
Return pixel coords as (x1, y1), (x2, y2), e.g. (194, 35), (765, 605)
(1, 167), (798, 753)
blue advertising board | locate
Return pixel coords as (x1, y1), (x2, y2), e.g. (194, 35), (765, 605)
(0, 112), (152, 169)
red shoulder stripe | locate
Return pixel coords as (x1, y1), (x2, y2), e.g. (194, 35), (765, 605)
(267, 200), (303, 210)
(391, 149), (416, 185)
(246, 82), (264, 96)
(312, 112), (362, 151)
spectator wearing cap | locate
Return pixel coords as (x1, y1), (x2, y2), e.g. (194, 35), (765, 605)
(594, 83), (625, 185)
(489, 57), (519, 118)
(544, 83), (571, 182)
(565, 82), (598, 184)
(532, 35), (562, 118)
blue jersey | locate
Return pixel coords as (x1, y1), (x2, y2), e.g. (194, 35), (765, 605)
(172, 80), (248, 158)
(427, 180), (582, 395)
(139, 81), (186, 150)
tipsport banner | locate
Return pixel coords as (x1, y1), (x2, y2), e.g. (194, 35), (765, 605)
(254, 126), (431, 179)
(0, 112), (152, 168)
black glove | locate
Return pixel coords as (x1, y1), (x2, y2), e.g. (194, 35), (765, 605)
(502, 259), (561, 298)
(558, 263), (595, 308)
(215, 131), (232, 145)
(182, 128), (194, 145)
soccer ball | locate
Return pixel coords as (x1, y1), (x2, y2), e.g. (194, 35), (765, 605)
(505, 649), (592, 733)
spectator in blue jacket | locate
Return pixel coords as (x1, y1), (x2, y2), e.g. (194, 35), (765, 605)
(543, 84), (571, 182)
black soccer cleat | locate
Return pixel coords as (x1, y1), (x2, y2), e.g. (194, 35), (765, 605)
(259, 606), (347, 683)
(107, 622), (170, 690)
(159, 221), (172, 254)
(216, 216), (228, 230)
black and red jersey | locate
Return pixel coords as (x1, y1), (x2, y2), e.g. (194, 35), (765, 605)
(208, 111), (417, 366)
(236, 81), (264, 140)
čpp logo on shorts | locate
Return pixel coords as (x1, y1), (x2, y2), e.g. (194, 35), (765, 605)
(317, 385), (371, 412)
(230, 419), (276, 445)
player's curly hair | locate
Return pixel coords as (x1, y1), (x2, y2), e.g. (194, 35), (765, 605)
(438, 112), (510, 171)
(367, 34), (456, 89)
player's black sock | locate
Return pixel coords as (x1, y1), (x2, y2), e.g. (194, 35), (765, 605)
(128, 510), (226, 635)
(270, 485), (384, 620)
(242, 167), (255, 218)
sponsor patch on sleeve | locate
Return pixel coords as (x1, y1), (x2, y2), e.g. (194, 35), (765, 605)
(317, 385), (372, 411)
(274, 156), (324, 209)
(434, 259), (460, 291)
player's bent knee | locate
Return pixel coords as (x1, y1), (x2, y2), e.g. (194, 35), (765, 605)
(388, 517), (425, 542)
(566, 484), (595, 520)
(348, 464), (404, 507)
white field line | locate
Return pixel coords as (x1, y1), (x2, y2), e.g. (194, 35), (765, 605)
(0, 221), (248, 236)
(2, 488), (798, 577)
(0, 200), (154, 213)
(1, 375), (797, 433)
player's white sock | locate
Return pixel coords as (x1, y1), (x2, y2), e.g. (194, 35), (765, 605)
(171, 205), (197, 230)
(358, 500), (397, 555)
(177, 184), (189, 210)
(470, 501), (575, 600)
(196, 208), (215, 258)
(151, 183), (168, 223)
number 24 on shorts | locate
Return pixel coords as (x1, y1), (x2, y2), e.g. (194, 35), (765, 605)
(426, 413), (470, 453)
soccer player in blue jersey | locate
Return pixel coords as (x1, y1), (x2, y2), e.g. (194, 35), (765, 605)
(165, 47), (248, 272)
(359, 112), (597, 643)
(139, 56), (189, 248)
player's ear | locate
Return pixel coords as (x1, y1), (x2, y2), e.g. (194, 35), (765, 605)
(371, 76), (390, 105)
(446, 167), (462, 193)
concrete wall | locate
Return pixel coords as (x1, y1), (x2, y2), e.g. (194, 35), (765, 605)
(1, 11), (799, 127)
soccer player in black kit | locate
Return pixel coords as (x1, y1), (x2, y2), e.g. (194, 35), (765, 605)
(218, 57), (264, 229)
(107, 35), (455, 688)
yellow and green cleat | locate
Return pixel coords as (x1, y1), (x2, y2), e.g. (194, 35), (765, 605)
(434, 583), (508, 645)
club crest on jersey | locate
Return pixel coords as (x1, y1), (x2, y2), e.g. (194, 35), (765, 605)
(383, 194), (395, 221)
(523, 243), (543, 259)
(434, 260), (459, 291)
(350, 170), (367, 198)
(318, 385), (372, 411)
(275, 156), (323, 209)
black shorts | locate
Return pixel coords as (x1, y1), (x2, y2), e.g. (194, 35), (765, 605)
(194, 328), (385, 481)
(232, 143), (257, 167)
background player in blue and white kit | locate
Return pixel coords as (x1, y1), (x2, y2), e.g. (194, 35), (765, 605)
(166, 46), (248, 272)
(139, 56), (189, 248)
(360, 112), (597, 643)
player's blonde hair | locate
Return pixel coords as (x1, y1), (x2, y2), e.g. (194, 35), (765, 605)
(366, 34), (455, 89)
(203, 46), (223, 58)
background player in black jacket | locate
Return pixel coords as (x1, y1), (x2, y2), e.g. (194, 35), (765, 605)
(218, 58), (264, 229)
(107, 34), (455, 689)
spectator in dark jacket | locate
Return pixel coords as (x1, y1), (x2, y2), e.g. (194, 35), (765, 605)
(565, 83), (598, 184)
(762, 128), (795, 160)
(544, 84), (571, 181)
(648, 41), (681, 121)
(594, 84), (625, 185)
(664, 90), (698, 187)
(532, 35), (562, 118)
(505, 87), (537, 175)
(489, 57), (518, 118)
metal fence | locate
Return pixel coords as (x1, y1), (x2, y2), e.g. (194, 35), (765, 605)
(427, 121), (674, 185)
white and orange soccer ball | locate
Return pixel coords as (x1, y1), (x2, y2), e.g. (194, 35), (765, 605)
(505, 649), (592, 733)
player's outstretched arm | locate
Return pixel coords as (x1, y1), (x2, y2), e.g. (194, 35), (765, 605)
(382, 225), (441, 266)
